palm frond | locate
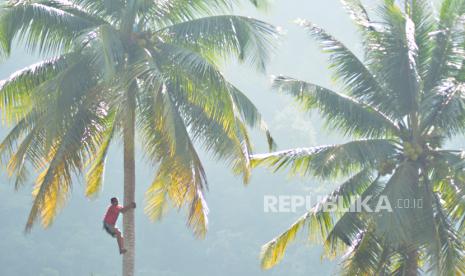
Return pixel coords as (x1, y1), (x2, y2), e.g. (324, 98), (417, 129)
(73, 0), (124, 21)
(139, 40), (275, 161)
(247, 0), (270, 10)
(145, 0), (232, 25)
(158, 15), (277, 71)
(273, 76), (399, 138)
(0, 53), (77, 124)
(297, 20), (396, 116)
(0, 0), (103, 56)
(32, 57), (98, 149)
(260, 212), (308, 269)
(146, 0), (270, 27)
(6, 125), (41, 190)
(340, 230), (390, 276)
(324, 174), (384, 256)
(374, 161), (423, 246)
(228, 84), (276, 150)
(0, 110), (40, 162)
(425, 0), (465, 90)
(251, 139), (397, 179)
(140, 41), (237, 136)
(340, 0), (373, 29)
(408, 0), (435, 79)
(85, 112), (115, 198)
(420, 78), (465, 137)
(25, 90), (105, 231)
(81, 24), (125, 81)
(426, 192), (465, 275)
(260, 169), (378, 269)
(172, 89), (255, 181)
(371, 1), (421, 116)
(142, 85), (209, 237)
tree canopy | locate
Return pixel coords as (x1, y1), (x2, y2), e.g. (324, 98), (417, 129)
(253, 0), (465, 274)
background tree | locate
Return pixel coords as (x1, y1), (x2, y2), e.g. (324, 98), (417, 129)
(0, 0), (276, 275)
(252, 0), (465, 275)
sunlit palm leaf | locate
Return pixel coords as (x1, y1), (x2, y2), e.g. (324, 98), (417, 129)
(26, 91), (105, 230)
(85, 112), (115, 197)
(260, 169), (378, 269)
(251, 139), (397, 179)
(0, 0), (103, 56)
(158, 15), (277, 71)
(272, 76), (399, 138)
(0, 53), (77, 123)
(425, 0), (465, 90)
(297, 20), (395, 115)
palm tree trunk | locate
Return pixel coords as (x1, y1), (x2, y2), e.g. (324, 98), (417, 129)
(405, 249), (418, 276)
(122, 87), (136, 276)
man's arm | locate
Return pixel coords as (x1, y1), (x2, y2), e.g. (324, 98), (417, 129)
(120, 202), (136, 213)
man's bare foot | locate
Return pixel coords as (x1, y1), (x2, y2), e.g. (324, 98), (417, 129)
(120, 249), (127, 254)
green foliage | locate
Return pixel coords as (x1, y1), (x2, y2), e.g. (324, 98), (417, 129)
(272, 76), (399, 138)
(252, 139), (397, 179)
(0, 0), (277, 238)
(252, 0), (465, 274)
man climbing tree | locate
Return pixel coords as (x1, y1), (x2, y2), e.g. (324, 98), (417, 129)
(103, 198), (136, 254)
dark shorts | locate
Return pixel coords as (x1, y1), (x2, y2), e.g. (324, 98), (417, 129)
(103, 222), (118, 238)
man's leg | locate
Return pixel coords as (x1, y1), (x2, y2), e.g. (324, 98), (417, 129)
(115, 228), (126, 254)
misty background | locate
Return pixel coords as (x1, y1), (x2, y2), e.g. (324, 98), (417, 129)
(0, 0), (435, 275)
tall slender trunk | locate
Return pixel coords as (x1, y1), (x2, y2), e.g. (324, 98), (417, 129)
(122, 86), (136, 276)
(405, 249), (418, 276)
(120, 0), (137, 273)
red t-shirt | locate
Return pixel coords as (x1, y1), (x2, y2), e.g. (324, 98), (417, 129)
(103, 205), (123, 225)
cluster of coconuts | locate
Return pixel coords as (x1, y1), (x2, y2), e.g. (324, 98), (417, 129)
(136, 38), (147, 47)
(403, 141), (423, 161)
(131, 32), (152, 47)
(377, 160), (397, 176)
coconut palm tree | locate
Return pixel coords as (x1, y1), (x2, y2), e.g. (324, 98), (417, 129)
(252, 0), (465, 275)
(0, 0), (277, 275)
